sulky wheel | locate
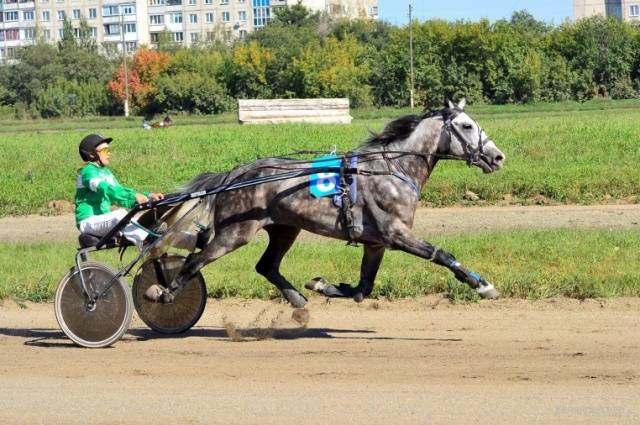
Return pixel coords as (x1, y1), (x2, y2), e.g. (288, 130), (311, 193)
(54, 262), (133, 348)
(132, 254), (207, 334)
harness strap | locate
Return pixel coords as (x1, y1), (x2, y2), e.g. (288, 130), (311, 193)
(391, 172), (421, 196)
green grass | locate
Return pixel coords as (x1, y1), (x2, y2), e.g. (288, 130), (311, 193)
(1, 99), (639, 216)
(1, 229), (639, 303)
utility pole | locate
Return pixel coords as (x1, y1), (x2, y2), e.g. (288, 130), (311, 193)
(409, 0), (415, 109)
(120, 14), (130, 117)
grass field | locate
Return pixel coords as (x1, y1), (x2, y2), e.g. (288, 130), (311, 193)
(1, 229), (639, 303)
(1, 99), (639, 216)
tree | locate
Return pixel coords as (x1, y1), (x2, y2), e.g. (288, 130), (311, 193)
(108, 48), (171, 112)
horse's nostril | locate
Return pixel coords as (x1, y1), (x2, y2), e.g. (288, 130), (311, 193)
(495, 155), (504, 163)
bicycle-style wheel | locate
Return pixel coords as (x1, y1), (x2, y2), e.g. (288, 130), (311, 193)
(132, 255), (207, 334)
(54, 262), (133, 348)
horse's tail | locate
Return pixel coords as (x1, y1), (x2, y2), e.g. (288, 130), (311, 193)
(178, 171), (231, 235)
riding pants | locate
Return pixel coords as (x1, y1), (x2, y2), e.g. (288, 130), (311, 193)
(78, 209), (147, 249)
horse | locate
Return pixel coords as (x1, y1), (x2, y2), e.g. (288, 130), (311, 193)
(144, 99), (506, 308)
(151, 115), (173, 129)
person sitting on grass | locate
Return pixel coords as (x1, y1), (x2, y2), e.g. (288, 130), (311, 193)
(75, 134), (164, 249)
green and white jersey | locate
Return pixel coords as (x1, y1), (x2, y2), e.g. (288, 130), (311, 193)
(75, 162), (143, 227)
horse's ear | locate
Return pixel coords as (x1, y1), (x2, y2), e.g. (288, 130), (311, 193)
(458, 98), (466, 110)
(447, 100), (455, 110)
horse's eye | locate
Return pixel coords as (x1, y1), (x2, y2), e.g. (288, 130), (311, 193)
(462, 124), (473, 130)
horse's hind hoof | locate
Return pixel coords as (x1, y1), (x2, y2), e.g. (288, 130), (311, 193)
(477, 283), (500, 300)
(144, 284), (164, 302)
(305, 277), (328, 293)
(353, 292), (364, 303)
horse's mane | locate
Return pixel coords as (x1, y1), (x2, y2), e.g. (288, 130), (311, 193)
(362, 107), (456, 148)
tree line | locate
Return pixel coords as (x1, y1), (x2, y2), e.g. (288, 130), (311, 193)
(1, 5), (639, 118)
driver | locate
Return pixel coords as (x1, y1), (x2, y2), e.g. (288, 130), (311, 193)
(75, 134), (164, 248)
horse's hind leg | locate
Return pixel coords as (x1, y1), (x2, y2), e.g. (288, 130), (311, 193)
(255, 225), (307, 308)
(305, 244), (386, 303)
(145, 221), (259, 302)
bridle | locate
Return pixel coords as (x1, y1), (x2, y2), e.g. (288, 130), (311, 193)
(443, 109), (490, 167)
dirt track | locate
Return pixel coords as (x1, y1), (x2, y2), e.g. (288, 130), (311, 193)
(1, 298), (639, 425)
(1, 204), (639, 242)
(1, 204), (640, 424)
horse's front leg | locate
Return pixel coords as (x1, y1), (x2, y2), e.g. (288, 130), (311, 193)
(305, 244), (386, 303)
(389, 223), (499, 299)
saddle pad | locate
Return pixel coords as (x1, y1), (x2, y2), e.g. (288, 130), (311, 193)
(310, 154), (341, 198)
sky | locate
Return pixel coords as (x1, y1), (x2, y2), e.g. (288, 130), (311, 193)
(378, 0), (574, 26)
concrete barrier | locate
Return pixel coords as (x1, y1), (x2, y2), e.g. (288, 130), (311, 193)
(238, 98), (352, 124)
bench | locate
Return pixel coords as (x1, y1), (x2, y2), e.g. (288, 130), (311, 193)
(237, 98), (352, 125)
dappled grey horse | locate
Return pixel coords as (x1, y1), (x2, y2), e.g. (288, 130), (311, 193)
(145, 99), (506, 308)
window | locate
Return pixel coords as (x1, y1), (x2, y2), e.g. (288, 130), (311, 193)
(188, 0), (196, 4)
(104, 23), (120, 35)
(238, 0), (245, 3)
(23, 28), (35, 40)
(24, 10), (35, 21)
(125, 41), (137, 53)
(631, 5), (640, 16)
(238, 10), (246, 21)
(89, 8), (97, 19)
(206, 31), (215, 41)
(125, 23), (136, 33)
(73, 9), (81, 19)
(222, 11), (230, 21)
(171, 12), (182, 23)
(205, 12), (214, 22)
(239, 29), (247, 39)
(43, 29), (51, 40)
(150, 14), (165, 24)
(57, 10), (65, 21)
(605, 0), (623, 19)
(122, 5), (135, 15)
(42, 11), (50, 21)
(370, 6), (378, 16)
(149, 0), (165, 5)
(73, 28), (81, 38)
(167, 0), (183, 5)
(190, 13), (198, 23)
(91, 27), (97, 37)
(191, 32), (199, 42)
(174, 31), (184, 42)
(40, 0), (49, 3)
(58, 28), (64, 38)
(150, 32), (160, 42)
(224, 29), (232, 40)
(102, 5), (119, 17)
(204, 0), (212, 4)
(220, 0), (229, 4)
(253, 0), (270, 27)
(5, 11), (19, 22)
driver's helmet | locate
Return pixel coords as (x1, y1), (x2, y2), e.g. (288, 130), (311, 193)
(79, 134), (112, 161)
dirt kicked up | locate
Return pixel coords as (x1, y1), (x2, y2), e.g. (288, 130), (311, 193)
(1, 297), (639, 425)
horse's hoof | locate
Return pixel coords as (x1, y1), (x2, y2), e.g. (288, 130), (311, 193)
(353, 292), (365, 303)
(283, 289), (307, 308)
(144, 284), (164, 302)
(304, 277), (328, 293)
(477, 283), (500, 300)
(291, 308), (310, 325)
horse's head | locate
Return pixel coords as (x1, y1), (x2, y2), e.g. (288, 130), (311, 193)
(439, 99), (505, 173)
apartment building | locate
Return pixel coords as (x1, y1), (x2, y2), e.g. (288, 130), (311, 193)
(574, 0), (640, 21)
(0, 0), (378, 62)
